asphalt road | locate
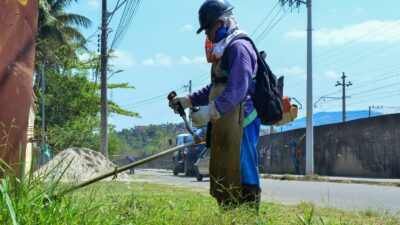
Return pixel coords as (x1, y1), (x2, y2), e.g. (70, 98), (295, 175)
(134, 169), (400, 214)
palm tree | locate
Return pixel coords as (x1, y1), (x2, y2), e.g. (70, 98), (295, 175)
(36, 0), (92, 64)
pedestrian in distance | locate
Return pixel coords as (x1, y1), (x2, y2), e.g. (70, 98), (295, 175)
(169, 0), (262, 212)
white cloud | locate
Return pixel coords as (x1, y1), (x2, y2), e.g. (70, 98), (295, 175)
(284, 20), (400, 46)
(182, 24), (194, 32)
(180, 56), (206, 65)
(324, 70), (338, 79)
(142, 53), (172, 67)
(142, 58), (155, 66)
(112, 50), (136, 69)
(88, 0), (99, 8)
(275, 66), (305, 76)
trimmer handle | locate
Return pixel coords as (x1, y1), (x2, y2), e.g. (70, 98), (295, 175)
(167, 91), (185, 116)
(167, 91), (177, 101)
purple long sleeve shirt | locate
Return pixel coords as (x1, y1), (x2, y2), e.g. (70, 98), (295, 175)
(190, 39), (258, 124)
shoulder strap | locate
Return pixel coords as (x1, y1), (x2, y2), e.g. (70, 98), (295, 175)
(223, 34), (269, 72)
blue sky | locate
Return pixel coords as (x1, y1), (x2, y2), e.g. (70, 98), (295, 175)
(69, 0), (400, 130)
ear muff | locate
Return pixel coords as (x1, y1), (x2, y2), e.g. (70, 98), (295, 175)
(215, 27), (228, 43)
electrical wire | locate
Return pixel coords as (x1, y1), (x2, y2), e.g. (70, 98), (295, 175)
(121, 0), (289, 106)
(124, 89), (187, 109)
(280, 18), (400, 70)
(254, 5), (286, 44)
(313, 68), (400, 99)
(110, 0), (141, 50)
(250, 0), (281, 38)
(107, 0), (121, 25)
(281, 18), (400, 89)
(313, 71), (400, 108)
(256, 8), (290, 44)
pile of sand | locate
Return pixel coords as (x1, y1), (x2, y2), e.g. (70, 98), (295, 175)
(36, 147), (132, 182)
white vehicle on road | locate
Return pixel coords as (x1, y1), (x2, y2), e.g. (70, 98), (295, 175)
(194, 147), (210, 181)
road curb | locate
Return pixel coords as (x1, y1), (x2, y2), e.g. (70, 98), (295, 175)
(260, 174), (400, 187)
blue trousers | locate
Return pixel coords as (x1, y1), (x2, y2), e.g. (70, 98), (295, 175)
(240, 118), (261, 187)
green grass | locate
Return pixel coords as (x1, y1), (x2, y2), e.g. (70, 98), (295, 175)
(71, 181), (399, 225)
(1, 165), (399, 224)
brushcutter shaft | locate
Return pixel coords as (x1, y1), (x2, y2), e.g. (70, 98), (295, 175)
(57, 141), (196, 197)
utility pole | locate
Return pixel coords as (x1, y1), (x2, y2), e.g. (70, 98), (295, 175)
(336, 72), (352, 122)
(368, 106), (371, 117)
(100, 0), (108, 158)
(184, 80), (193, 126)
(189, 80), (192, 95)
(305, 0), (313, 175)
(41, 62), (46, 165)
(280, 0), (313, 174)
(189, 80), (192, 126)
(369, 105), (383, 117)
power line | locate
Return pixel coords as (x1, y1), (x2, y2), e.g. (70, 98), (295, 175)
(255, 2), (290, 44)
(314, 19), (400, 66)
(124, 89), (187, 109)
(250, 0), (281, 38)
(315, 69), (399, 99)
(121, 86), (185, 107)
(257, 9), (290, 43)
(348, 91), (400, 106)
(281, 18), (400, 88)
(349, 77), (400, 97)
(107, 0), (121, 25)
(350, 89), (400, 100)
(315, 41), (393, 72)
(280, 18), (400, 70)
(110, 0), (141, 50)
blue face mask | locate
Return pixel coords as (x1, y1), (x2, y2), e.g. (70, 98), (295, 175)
(215, 27), (228, 43)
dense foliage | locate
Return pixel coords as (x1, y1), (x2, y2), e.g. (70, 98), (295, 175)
(34, 0), (138, 155)
(116, 123), (188, 157)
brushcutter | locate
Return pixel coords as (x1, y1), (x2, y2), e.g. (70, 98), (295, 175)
(54, 92), (203, 197)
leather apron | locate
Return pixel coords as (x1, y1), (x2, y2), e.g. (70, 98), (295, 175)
(209, 59), (244, 205)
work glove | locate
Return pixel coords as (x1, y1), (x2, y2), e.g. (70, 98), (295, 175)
(190, 101), (220, 127)
(169, 96), (192, 114)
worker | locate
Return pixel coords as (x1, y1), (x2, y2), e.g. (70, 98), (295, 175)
(169, 0), (261, 212)
(126, 156), (136, 174)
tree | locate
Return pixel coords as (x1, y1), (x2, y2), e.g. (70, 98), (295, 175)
(35, 56), (139, 155)
(116, 124), (187, 157)
(34, 0), (139, 156)
(36, 0), (92, 65)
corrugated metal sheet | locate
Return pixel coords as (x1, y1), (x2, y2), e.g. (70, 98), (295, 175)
(0, 0), (38, 176)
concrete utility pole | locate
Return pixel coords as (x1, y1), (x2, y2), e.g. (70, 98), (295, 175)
(189, 80), (192, 126)
(368, 106), (371, 118)
(184, 80), (193, 126)
(305, 0), (313, 175)
(280, 0), (313, 174)
(336, 72), (352, 122)
(369, 105), (383, 117)
(100, 0), (108, 158)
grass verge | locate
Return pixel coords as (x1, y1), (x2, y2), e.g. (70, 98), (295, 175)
(70, 181), (399, 224)
(1, 166), (399, 224)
